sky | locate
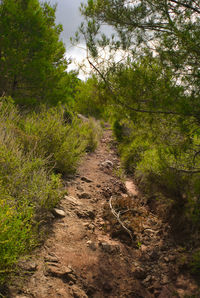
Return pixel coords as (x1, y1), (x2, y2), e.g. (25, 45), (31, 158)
(46, 0), (88, 78)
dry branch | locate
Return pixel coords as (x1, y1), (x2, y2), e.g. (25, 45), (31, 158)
(109, 196), (134, 242)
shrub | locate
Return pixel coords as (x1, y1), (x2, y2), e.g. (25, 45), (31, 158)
(21, 106), (102, 175)
(80, 118), (102, 152)
(0, 99), (102, 281)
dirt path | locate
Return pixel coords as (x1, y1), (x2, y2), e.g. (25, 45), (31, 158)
(9, 129), (199, 298)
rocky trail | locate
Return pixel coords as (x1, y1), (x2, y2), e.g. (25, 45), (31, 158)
(9, 129), (199, 298)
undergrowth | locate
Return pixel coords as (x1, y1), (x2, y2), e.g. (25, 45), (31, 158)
(112, 117), (200, 272)
(0, 98), (101, 283)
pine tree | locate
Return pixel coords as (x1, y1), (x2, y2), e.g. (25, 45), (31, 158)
(0, 0), (72, 105)
(78, 0), (200, 118)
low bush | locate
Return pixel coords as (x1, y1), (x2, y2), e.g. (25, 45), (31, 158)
(0, 98), (101, 282)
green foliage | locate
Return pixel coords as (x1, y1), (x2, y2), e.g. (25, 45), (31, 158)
(0, 98), (101, 282)
(112, 120), (124, 142)
(80, 0), (200, 99)
(78, 0), (200, 271)
(80, 118), (102, 152)
(0, 193), (34, 276)
(0, 0), (77, 105)
(21, 106), (101, 175)
(74, 77), (107, 119)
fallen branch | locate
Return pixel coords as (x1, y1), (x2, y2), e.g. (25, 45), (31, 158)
(109, 196), (134, 242)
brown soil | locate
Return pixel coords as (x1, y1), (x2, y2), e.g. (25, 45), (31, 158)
(7, 129), (200, 298)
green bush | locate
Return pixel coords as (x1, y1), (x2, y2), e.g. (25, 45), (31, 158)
(20, 106), (101, 175)
(80, 118), (102, 152)
(0, 190), (34, 277)
(0, 99), (101, 282)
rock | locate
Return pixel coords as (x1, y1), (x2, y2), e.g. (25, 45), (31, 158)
(160, 274), (169, 285)
(91, 198), (98, 203)
(132, 267), (147, 279)
(100, 160), (113, 169)
(18, 261), (37, 272)
(77, 192), (91, 199)
(87, 223), (95, 231)
(125, 180), (138, 196)
(70, 285), (88, 298)
(52, 208), (66, 218)
(76, 186), (84, 192)
(87, 240), (97, 251)
(164, 256), (170, 262)
(65, 196), (82, 206)
(81, 176), (93, 183)
(46, 264), (75, 281)
(44, 255), (59, 263)
(144, 275), (152, 283)
(99, 242), (120, 254)
(76, 209), (95, 219)
(96, 184), (101, 188)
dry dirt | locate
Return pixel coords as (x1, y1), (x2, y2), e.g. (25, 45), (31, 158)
(7, 129), (200, 298)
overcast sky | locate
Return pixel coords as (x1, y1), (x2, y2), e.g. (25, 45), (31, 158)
(47, 0), (86, 46)
(46, 0), (88, 77)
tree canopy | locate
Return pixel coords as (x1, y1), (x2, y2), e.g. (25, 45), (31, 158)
(77, 0), (200, 118)
(0, 0), (76, 105)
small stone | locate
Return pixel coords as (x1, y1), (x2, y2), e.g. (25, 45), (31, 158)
(76, 186), (84, 192)
(81, 176), (93, 183)
(99, 242), (120, 254)
(77, 192), (91, 199)
(76, 209), (95, 219)
(100, 160), (113, 169)
(18, 261), (37, 272)
(132, 267), (146, 279)
(65, 196), (82, 206)
(96, 184), (101, 188)
(87, 241), (96, 251)
(91, 198), (98, 203)
(160, 274), (169, 285)
(70, 285), (88, 298)
(44, 255), (59, 263)
(164, 256), (169, 262)
(88, 224), (95, 231)
(52, 208), (66, 218)
(47, 264), (73, 279)
(144, 275), (152, 283)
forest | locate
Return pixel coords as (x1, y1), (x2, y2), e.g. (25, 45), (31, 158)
(0, 0), (200, 289)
